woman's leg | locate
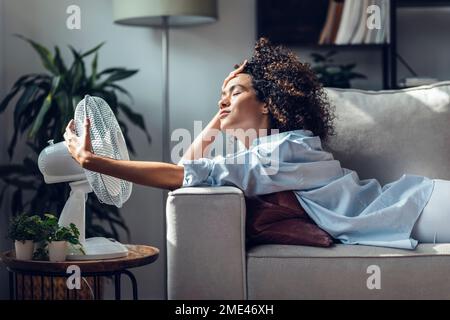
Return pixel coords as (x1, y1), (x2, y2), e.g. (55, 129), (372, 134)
(411, 179), (450, 243)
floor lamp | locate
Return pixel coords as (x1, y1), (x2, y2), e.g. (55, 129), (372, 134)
(112, 0), (218, 164)
(112, 0), (218, 298)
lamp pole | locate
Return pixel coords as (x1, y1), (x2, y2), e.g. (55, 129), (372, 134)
(162, 16), (170, 164)
(161, 16), (170, 300)
(112, 0), (218, 301)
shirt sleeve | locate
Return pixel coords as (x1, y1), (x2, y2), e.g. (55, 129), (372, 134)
(179, 134), (344, 196)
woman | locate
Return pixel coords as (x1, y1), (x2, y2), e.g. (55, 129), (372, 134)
(64, 38), (444, 250)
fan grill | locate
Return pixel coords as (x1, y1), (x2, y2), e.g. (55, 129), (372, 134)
(74, 95), (132, 207)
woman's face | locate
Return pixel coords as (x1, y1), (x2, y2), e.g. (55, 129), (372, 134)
(218, 73), (269, 134)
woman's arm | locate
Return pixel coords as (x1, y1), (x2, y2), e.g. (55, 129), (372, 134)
(63, 61), (248, 190)
(64, 119), (183, 191)
(82, 154), (184, 191)
(180, 110), (221, 161)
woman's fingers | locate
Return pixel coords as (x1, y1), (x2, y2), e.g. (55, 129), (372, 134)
(83, 118), (92, 152)
(64, 120), (77, 140)
(64, 119), (81, 152)
(63, 118), (93, 164)
(222, 59), (248, 90)
(65, 119), (74, 134)
(233, 59), (248, 74)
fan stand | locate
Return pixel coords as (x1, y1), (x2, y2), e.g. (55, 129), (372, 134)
(59, 180), (128, 260)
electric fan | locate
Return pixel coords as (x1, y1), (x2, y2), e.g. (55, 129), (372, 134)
(38, 95), (132, 260)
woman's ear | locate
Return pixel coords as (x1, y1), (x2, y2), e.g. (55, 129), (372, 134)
(262, 103), (269, 115)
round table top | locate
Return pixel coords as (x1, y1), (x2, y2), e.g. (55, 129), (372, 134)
(0, 244), (159, 274)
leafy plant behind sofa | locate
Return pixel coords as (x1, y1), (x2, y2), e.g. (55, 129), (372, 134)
(0, 36), (152, 240)
(310, 50), (367, 88)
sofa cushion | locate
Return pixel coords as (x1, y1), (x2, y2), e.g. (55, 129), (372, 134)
(247, 243), (450, 299)
(324, 81), (450, 185)
(245, 191), (334, 248)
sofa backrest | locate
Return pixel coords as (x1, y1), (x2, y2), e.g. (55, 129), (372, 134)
(324, 81), (450, 185)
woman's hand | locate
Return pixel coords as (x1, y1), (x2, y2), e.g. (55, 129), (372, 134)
(221, 59), (248, 92)
(215, 59), (248, 130)
(64, 118), (93, 168)
(63, 117), (183, 190)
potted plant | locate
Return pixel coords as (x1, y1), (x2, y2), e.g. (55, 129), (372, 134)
(310, 50), (367, 88)
(8, 213), (42, 260)
(0, 36), (151, 241)
(42, 214), (84, 262)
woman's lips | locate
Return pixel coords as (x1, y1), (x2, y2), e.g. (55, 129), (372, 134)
(219, 111), (230, 118)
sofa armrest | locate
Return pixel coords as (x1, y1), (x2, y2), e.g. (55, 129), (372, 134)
(166, 186), (247, 300)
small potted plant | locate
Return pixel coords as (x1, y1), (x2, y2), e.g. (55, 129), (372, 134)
(43, 214), (84, 262)
(8, 213), (42, 260)
(310, 50), (367, 88)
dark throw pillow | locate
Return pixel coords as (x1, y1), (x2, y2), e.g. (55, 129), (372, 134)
(245, 190), (334, 248)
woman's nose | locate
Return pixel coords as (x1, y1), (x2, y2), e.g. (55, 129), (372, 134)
(218, 97), (230, 109)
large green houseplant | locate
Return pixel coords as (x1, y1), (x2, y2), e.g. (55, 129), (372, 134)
(0, 36), (151, 240)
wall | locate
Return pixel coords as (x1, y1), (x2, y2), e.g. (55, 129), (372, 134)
(0, 0), (450, 299)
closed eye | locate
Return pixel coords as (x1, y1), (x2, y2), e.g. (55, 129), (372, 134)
(232, 92), (241, 96)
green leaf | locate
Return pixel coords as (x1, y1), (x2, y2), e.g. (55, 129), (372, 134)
(14, 84), (40, 126)
(97, 67), (128, 77)
(90, 52), (99, 85)
(28, 76), (61, 138)
(118, 120), (135, 155)
(16, 35), (59, 75)
(7, 128), (19, 159)
(91, 90), (119, 113)
(100, 69), (138, 84)
(49, 75), (61, 95)
(19, 96), (44, 137)
(0, 74), (36, 113)
(54, 91), (71, 133)
(68, 46), (86, 93)
(341, 63), (356, 71)
(81, 42), (105, 58)
(29, 94), (52, 138)
(118, 103), (152, 144)
(54, 46), (67, 74)
(105, 83), (133, 102)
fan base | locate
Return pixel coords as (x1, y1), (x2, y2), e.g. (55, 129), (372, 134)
(66, 237), (128, 260)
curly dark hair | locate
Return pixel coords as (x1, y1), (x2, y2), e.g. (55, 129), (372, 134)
(240, 38), (335, 141)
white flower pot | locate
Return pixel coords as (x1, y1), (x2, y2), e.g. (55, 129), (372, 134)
(14, 240), (34, 260)
(48, 241), (67, 262)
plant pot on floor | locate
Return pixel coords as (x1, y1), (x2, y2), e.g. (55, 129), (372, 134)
(48, 241), (67, 262)
(14, 240), (34, 260)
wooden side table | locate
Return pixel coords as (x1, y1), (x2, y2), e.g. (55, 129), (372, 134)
(0, 244), (159, 300)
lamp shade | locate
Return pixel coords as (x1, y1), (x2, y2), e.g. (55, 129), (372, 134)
(112, 0), (218, 27)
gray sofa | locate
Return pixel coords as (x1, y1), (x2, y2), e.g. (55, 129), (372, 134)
(166, 81), (450, 299)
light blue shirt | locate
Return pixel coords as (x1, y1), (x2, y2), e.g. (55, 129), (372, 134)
(179, 130), (434, 249)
